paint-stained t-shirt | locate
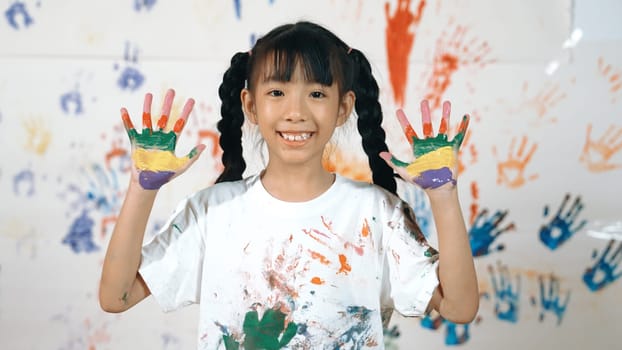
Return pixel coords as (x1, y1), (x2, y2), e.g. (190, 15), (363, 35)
(139, 174), (439, 350)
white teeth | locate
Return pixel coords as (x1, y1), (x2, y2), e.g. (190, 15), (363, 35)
(281, 132), (311, 141)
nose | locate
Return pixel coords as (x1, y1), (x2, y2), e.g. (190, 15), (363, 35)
(284, 94), (308, 122)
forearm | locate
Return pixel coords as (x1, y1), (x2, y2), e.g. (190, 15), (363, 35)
(428, 187), (479, 323)
(99, 182), (157, 312)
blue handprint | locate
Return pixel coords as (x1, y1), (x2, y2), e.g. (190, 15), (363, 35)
(488, 262), (520, 323)
(400, 183), (432, 238)
(582, 239), (621, 292)
(60, 89), (84, 115)
(539, 194), (587, 250)
(134, 0), (157, 11)
(469, 209), (515, 257)
(62, 210), (98, 254)
(421, 313), (472, 346)
(531, 273), (570, 325)
(5, 1), (34, 30)
(115, 42), (145, 91)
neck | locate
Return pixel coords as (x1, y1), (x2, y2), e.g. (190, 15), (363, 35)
(260, 163), (335, 202)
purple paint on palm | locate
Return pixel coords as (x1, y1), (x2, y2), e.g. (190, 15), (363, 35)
(414, 167), (456, 189)
(139, 170), (174, 190)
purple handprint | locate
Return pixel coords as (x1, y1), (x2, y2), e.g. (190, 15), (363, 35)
(539, 194), (587, 250)
(531, 273), (570, 325)
(488, 262), (520, 323)
(469, 209), (515, 257)
(582, 239), (621, 292)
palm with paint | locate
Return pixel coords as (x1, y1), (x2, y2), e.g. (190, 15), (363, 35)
(380, 100), (469, 190)
(121, 89), (205, 190)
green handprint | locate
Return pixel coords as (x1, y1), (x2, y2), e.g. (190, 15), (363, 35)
(121, 89), (205, 190)
(224, 308), (298, 350)
(381, 100), (469, 189)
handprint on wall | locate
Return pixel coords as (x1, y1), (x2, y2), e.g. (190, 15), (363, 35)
(4, 1), (34, 30)
(582, 239), (621, 292)
(531, 273), (570, 326)
(420, 313), (471, 346)
(385, 0), (426, 107)
(579, 123), (622, 172)
(469, 209), (515, 257)
(114, 42), (145, 92)
(539, 194), (587, 250)
(488, 262), (521, 323)
(493, 135), (538, 189)
(597, 57), (622, 103)
(423, 22), (494, 111)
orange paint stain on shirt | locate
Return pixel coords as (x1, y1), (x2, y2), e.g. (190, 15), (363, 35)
(309, 250), (331, 265)
(337, 254), (352, 275)
(311, 276), (325, 285)
(361, 219), (370, 238)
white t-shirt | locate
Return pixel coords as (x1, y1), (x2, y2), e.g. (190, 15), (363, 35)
(139, 174), (439, 349)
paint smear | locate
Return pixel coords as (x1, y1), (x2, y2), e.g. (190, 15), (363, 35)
(424, 22), (494, 111)
(385, 0), (426, 107)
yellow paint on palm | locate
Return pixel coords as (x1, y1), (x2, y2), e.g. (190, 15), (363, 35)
(132, 148), (190, 171)
(405, 146), (456, 177)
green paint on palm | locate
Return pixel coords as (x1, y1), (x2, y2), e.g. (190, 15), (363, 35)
(223, 309), (298, 350)
(127, 128), (177, 151)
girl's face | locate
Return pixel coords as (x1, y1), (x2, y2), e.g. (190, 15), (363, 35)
(241, 63), (354, 170)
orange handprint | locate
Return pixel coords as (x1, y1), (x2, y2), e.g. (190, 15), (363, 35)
(385, 0), (426, 107)
(493, 136), (539, 188)
(521, 81), (566, 123)
(424, 23), (494, 111)
(597, 57), (622, 104)
(579, 123), (622, 172)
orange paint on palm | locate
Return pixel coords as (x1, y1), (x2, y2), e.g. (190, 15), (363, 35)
(311, 277), (325, 285)
(337, 254), (352, 275)
(385, 0), (426, 107)
(142, 111), (152, 129)
(309, 250), (331, 265)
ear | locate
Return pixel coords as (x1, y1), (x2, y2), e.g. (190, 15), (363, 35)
(240, 88), (257, 124)
(337, 90), (355, 126)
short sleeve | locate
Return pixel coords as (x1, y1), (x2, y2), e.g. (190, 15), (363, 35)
(385, 200), (439, 317)
(139, 194), (205, 312)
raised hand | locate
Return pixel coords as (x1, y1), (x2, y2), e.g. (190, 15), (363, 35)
(380, 100), (469, 190)
(121, 89), (205, 190)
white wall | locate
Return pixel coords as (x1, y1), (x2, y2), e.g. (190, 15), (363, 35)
(0, 0), (620, 349)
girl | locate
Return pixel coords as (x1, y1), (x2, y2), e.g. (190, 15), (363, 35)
(99, 21), (478, 349)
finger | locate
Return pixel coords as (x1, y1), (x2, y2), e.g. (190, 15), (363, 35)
(142, 93), (153, 131)
(379, 151), (411, 180)
(173, 98), (196, 135)
(177, 144), (207, 173)
(438, 100), (451, 136)
(396, 109), (418, 144)
(121, 108), (136, 142)
(453, 114), (470, 147)
(420, 100), (433, 137)
(157, 88), (175, 130)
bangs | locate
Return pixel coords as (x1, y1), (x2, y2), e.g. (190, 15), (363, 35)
(251, 29), (344, 88)
(258, 48), (335, 86)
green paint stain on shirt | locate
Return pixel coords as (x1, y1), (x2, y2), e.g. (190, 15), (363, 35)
(224, 309), (298, 350)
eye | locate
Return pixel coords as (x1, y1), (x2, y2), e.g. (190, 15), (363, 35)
(268, 90), (284, 97)
(310, 91), (325, 98)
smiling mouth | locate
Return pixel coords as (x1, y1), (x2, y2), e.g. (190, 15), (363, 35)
(278, 132), (313, 141)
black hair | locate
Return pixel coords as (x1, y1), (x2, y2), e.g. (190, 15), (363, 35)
(215, 21), (396, 194)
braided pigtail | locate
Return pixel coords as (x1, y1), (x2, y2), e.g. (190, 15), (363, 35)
(215, 52), (250, 183)
(349, 49), (397, 194)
